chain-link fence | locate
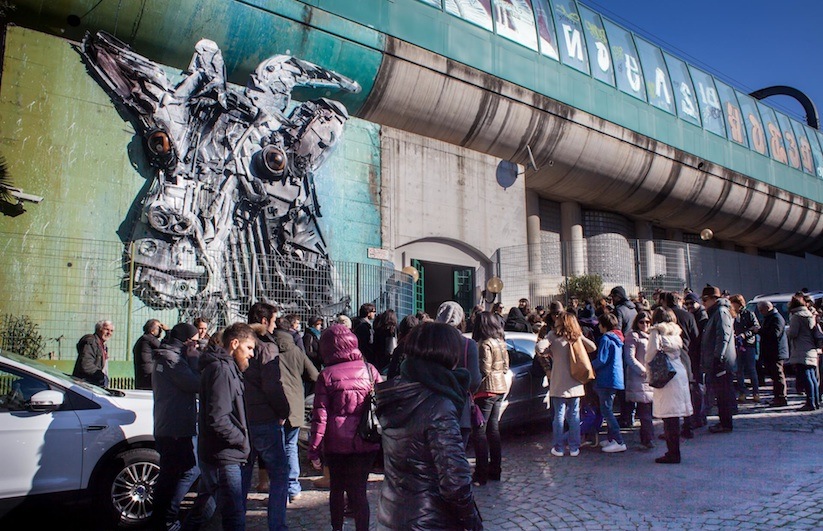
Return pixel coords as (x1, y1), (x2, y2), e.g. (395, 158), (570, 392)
(0, 232), (413, 361)
(498, 238), (823, 305)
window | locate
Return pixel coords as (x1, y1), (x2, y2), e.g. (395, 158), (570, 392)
(0, 366), (51, 412)
(493, 0), (538, 51)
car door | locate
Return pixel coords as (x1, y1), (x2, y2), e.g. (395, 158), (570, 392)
(0, 363), (83, 499)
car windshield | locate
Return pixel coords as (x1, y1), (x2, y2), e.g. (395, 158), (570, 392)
(0, 348), (117, 397)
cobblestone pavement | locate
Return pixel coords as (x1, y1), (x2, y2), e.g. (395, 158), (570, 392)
(241, 392), (823, 530)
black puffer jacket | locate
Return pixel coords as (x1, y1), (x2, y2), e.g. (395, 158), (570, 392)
(152, 337), (200, 438)
(198, 345), (249, 466)
(375, 378), (482, 531)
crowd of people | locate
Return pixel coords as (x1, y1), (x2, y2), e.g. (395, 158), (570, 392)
(66, 283), (823, 530)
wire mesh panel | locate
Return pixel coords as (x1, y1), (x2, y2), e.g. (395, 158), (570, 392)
(0, 232), (413, 361)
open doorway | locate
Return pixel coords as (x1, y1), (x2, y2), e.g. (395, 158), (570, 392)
(412, 259), (475, 318)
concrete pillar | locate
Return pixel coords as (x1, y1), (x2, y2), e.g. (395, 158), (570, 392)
(635, 220), (655, 280)
(560, 201), (584, 276)
(526, 190), (541, 270)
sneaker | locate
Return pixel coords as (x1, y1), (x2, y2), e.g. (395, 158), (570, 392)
(599, 439), (614, 448)
(768, 398), (788, 407)
(752, 394), (761, 403)
(289, 492), (302, 503)
(551, 447), (564, 457)
(569, 449), (580, 457)
(602, 441), (627, 453)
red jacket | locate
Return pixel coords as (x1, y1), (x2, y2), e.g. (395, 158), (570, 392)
(308, 324), (382, 459)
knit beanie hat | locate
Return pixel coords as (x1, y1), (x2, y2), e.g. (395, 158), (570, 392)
(435, 301), (465, 328)
(170, 323), (199, 343)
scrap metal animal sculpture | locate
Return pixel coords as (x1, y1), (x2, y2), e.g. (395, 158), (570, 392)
(80, 32), (359, 323)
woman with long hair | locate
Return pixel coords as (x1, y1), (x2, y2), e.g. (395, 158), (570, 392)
(375, 322), (482, 530)
(729, 294), (761, 402)
(470, 311), (510, 484)
(307, 324), (383, 531)
(646, 308), (693, 464)
(546, 312), (596, 456)
(623, 310), (654, 449)
(788, 294), (820, 411)
(386, 314), (420, 379)
(372, 309), (398, 374)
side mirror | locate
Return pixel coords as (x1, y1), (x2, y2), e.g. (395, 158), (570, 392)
(27, 390), (65, 412)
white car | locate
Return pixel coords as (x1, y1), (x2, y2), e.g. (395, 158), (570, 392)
(0, 349), (159, 528)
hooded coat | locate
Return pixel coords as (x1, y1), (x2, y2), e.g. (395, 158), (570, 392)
(623, 330), (653, 403)
(646, 323), (693, 418)
(375, 377), (482, 530)
(503, 307), (530, 332)
(271, 327), (318, 429)
(307, 324), (382, 460)
(592, 330), (625, 390)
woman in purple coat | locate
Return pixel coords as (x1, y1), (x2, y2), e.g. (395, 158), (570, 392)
(308, 324), (382, 531)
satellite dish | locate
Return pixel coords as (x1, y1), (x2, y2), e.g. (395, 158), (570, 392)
(496, 160), (518, 190)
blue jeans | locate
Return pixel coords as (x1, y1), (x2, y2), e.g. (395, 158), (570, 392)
(154, 436), (199, 525)
(284, 425), (301, 498)
(550, 396), (581, 452)
(596, 388), (624, 444)
(736, 347), (759, 396)
(799, 365), (820, 409)
(243, 422), (288, 531)
(199, 461), (245, 531)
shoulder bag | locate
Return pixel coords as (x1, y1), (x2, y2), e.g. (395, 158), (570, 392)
(356, 360), (382, 443)
(569, 338), (596, 384)
(466, 339), (486, 428)
(648, 349), (676, 388)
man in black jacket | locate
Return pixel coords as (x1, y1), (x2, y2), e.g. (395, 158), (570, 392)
(196, 322), (256, 531)
(244, 302), (290, 531)
(133, 319), (167, 390)
(758, 300), (790, 407)
(151, 322), (200, 531)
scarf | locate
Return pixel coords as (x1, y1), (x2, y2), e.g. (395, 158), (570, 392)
(401, 356), (470, 412)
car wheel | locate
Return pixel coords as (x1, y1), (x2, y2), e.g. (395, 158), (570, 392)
(97, 447), (160, 529)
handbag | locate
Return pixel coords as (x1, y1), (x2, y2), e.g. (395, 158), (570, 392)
(648, 349), (676, 388)
(464, 339), (485, 428)
(569, 338), (595, 384)
(356, 360), (382, 443)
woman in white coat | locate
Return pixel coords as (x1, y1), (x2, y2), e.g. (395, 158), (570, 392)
(645, 307), (693, 464)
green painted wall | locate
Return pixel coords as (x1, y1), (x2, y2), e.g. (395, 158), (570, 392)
(0, 27), (382, 361)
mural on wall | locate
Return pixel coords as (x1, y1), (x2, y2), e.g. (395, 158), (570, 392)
(79, 31), (361, 324)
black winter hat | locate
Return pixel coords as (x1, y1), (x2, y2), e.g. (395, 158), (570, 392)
(169, 323), (199, 343)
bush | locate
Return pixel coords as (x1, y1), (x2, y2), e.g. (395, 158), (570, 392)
(1, 314), (46, 359)
(558, 274), (604, 303)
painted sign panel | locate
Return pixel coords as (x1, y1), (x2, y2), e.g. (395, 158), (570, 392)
(663, 53), (700, 126)
(635, 37), (674, 114)
(603, 19), (645, 101)
(736, 92), (768, 156)
(445, 0), (494, 31)
(792, 119), (816, 174)
(714, 79), (747, 147)
(494, 0), (538, 51)
(532, 0), (559, 60)
(578, 4), (614, 86)
(757, 102), (788, 164)
(775, 112), (802, 170)
(552, 0), (589, 74)
(688, 66), (726, 138)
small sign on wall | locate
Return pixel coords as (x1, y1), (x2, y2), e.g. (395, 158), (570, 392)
(367, 247), (391, 261)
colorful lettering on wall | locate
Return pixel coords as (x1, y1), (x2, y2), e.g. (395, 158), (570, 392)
(663, 53), (699, 126)
(445, 0), (493, 31)
(758, 103), (787, 164)
(775, 112), (801, 169)
(688, 66), (725, 138)
(791, 119), (815, 173)
(714, 80), (745, 146)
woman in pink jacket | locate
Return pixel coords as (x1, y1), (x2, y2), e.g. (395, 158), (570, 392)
(308, 324), (382, 531)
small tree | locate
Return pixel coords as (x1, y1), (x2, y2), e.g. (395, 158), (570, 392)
(558, 274), (604, 304)
(1, 314), (47, 359)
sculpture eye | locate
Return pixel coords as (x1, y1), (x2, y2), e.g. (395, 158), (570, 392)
(261, 145), (287, 175)
(145, 129), (177, 168)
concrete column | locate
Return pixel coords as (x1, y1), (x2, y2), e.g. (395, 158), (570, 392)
(635, 220), (655, 279)
(526, 190), (541, 277)
(560, 201), (584, 276)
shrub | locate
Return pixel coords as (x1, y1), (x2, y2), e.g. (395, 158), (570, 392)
(558, 274), (604, 303)
(1, 314), (46, 359)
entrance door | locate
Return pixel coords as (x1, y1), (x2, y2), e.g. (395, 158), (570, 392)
(414, 259), (474, 319)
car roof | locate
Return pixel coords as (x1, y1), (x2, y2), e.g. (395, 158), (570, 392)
(463, 331), (537, 340)
(750, 291), (823, 303)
